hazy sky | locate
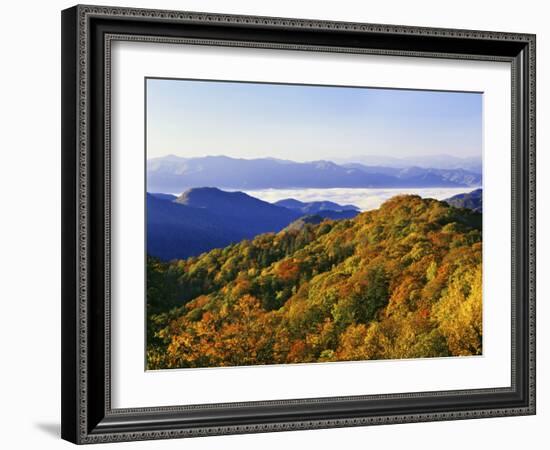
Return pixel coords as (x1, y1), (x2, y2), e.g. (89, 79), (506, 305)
(146, 78), (482, 162)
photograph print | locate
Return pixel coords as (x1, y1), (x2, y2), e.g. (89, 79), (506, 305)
(145, 78), (483, 370)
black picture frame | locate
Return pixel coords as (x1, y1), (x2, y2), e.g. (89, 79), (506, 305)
(61, 4), (536, 444)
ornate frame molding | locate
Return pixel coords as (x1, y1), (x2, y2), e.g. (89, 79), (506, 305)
(62, 5), (536, 444)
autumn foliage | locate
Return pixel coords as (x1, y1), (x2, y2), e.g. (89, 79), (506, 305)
(146, 195), (482, 369)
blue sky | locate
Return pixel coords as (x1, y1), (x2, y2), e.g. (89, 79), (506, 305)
(146, 78), (482, 162)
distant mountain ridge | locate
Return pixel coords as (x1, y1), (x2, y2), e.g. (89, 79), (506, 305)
(147, 155), (482, 192)
(444, 188), (482, 212)
(345, 163), (481, 187)
(334, 154), (482, 172)
(274, 198), (358, 213)
(274, 198), (359, 220)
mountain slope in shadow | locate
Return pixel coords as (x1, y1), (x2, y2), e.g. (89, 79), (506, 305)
(444, 188), (482, 212)
(147, 188), (365, 260)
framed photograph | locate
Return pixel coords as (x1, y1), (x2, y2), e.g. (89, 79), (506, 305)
(61, 5), (536, 444)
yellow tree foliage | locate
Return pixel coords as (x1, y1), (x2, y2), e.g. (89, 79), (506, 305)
(432, 264), (482, 356)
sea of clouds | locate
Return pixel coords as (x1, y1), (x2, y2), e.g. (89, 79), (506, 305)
(243, 187), (476, 211)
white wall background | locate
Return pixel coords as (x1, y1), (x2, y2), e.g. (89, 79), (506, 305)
(0, 0), (545, 448)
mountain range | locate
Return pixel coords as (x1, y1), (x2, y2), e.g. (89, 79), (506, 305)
(147, 188), (360, 260)
(148, 186), (483, 261)
(147, 155), (482, 193)
(274, 198), (358, 213)
(273, 198), (359, 220)
(333, 154), (482, 172)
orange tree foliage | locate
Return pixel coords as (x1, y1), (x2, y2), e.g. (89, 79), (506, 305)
(146, 195), (482, 369)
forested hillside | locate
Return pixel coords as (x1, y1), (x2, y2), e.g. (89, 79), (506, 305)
(147, 195), (482, 369)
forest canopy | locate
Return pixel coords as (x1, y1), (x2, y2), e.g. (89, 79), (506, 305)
(146, 195), (482, 369)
